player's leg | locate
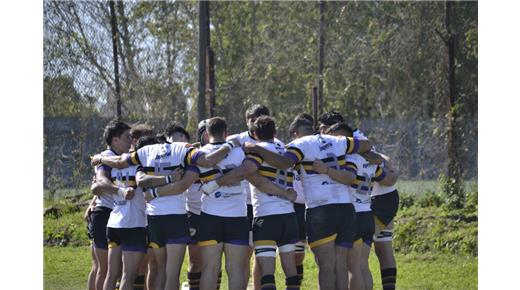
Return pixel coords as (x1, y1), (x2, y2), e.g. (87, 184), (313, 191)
(151, 247), (166, 289)
(88, 243), (98, 290)
(165, 244), (187, 290)
(306, 205), (337, 290)
(348, 241), (365, 290)
(103, 241), (122, 290)
(374, 219), (396, 290)
(147, 215), (167, 290)
(245, 204), (259, 290)
(335, 203), (356, 290)
(118, 228), (147, 290)
(256, 255), (276, 290)
(293, 203), (307, 284)
(360, 243), (373, 290)
(91, 207), (111, 290)
(224, 243), (249, 290)
(199, 242), (224, 290)
(145, 248), (157, 290)
(187, 212), (202, 290)
(278, 213), (301, 290)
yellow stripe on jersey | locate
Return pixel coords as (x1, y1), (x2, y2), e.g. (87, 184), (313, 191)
(338, 159), (346, 166)
(254, 240), (277, 246)
(309, 233), (337, 249)
(301, 164), (314, 171)
(346, 163), (357, 171)
(258, 169), (278, 179)
(346, 137), (356, 154)
(374, 166), (384, 178)
(114, 180), (137, 187)
(200, 173), (219, 183)
(246, 153), (264, 164)
(287, 147), (304, 162)
(185, 148), (197, 166)
(130, 152), (139, 165)
(198, 240), (218, 247)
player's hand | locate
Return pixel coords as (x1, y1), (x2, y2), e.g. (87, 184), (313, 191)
(123, 187), (135, 200)
(170, 168), (184, 182)
(91, 154), (103, 167)
(200, 180), (219, 195)
(285, 188), (297, 202)
(143, 189), (155, 203)
(243, 142), (257, 153)
(312, 159), (329, 174)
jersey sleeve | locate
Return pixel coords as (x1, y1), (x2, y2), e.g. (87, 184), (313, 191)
(126, 150), (143, 166)
(344, 136), (361, 154)
(285, 140), (305, 163)
(344, 154), (358, 174)
(183, 147), (201, 174)
(245, 152), (263, 168)
(373, 165), (387, 182)
(96, 150), (113, 174)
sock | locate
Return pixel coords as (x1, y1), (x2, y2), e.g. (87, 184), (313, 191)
(133, 275), (145, 290)
(296, 264), (304, 282)
(187, 272), (201, 290)
(285, 275), (301, 290)
(216, 271), (222, 290)
(115, 279), (120, 290)
(381, 268), (397, 290)
(261, 274), (276, 290)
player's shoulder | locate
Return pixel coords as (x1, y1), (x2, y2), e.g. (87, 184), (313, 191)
(100, 148), (116, 157)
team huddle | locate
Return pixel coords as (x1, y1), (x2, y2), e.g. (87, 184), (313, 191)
(85, 104), (400, 290)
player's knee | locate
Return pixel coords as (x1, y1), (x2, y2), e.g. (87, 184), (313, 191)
(374, 229), (393, 243)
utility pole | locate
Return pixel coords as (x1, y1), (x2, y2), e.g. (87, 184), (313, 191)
(109, 1), (121, 118)
(198, 1), (210, 122)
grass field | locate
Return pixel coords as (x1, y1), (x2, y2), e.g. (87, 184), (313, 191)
(44, 246), (477, 290)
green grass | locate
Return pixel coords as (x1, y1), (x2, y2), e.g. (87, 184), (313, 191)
(44, 246), (477, 290)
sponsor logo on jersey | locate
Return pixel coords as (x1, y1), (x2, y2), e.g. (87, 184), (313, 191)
(319, 142), (333, 151)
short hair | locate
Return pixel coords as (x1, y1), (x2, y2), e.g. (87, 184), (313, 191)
(288, 118), (313, 135)
(103, 118), (131, 146)
(130, 123), (154, 140)
(318, 111), (344, 126)
(245, 104), (270, 120)
(155, 133), (168, 144)
(325, 122), (354, 137)
(206, 117), (227, 137)
(136, 136), (159, 150)
(165, 122), (190, 141)
(252, 116), (276, 140)
(293, 113), (314, 125)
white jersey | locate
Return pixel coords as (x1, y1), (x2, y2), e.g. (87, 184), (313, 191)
(293, 168), (305, 204)
(186, 183), (203, 215)
(198, 143), (246, 217)
(346, 154), (386, 212)
(372, 183), (397, 197)
(106, 158), (147, 228)
(127, 142), (198, 215)
(285, 134), (360, 209)
(246, 141), (295, 217)
(94, 149), (115, 209)
(227, 131), (283, 205)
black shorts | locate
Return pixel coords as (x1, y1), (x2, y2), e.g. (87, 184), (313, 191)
(293, 203), (306, 241)
(107, 227), (148, 253)
(89, 206), (112, 249)
(305, 203), (356, 249)
(371, 190), (399, 228)
(252, 212), (299, 247)
(247, 204), (254, 231)
(355, 211), (375, 246)
(197, 212), (249, 246)
(147, 214), (190, 249)
(187, 211), (201, 243)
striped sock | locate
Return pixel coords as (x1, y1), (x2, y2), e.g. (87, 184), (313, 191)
(296, 264), (304, 282)
(261, 274), (276, 290)
(187, 272), (201, 290)
(381, 268), (397, 290)
(285, 275), (301, 290)
(133, 275), (145, 289)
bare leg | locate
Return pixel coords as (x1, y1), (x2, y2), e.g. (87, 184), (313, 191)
(188, 244), (202, 273)
(103, 246), (122, 290)
(335, 246), (349, 290)
(120, 251), (145, 290)
(152, 247), (167, 290)
(224, 243), (249, 290)
(252, 254), (262, 290)
(310, 241), (336, 290)
(200, 243), (224, 290)
(347, 242), (365, 290)
(94, 247), (109, 290)
(360, 244), (373, 290)
(280, 251), (297, 278)
(374, 220), (396, 270)
(88, 245), (98, 290)
(164, 244), (187, 290)
(145, 251), (157, 290)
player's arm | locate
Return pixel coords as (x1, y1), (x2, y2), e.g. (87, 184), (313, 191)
(195, 139), (241, 168)
(360, 151), (384, 165)
(375, 163), (399, 186)
(312, 159), (357, 185)
(216, 153), (263, 186)
(91, 154), (132, 169)
(243, 142), (296, 169)
(135, 167), (183, 188)
(146, 169), (199, 200)
(344, 137), (373, 154)
(91, 167), (135, 199)
(246, 173), (297, 202)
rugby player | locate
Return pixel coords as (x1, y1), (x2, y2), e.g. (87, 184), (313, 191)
(201, 116), (301, 290)
(85, 194), (98, 290)
(226, 104), (274, 290)
(89, 119), (131, 290)
(243, 117), (372, 290)
(91, 123), (235, 290)
(318, 122), (398, 290)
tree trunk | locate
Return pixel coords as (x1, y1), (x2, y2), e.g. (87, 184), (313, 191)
(318, 1), (325, 115)
(109, 1), (121, 118)
(198, 1), (210, 122)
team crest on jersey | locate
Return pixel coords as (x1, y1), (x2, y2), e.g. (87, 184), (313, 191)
(189, 227), (197, 237)
(155, 144), (172, 160)
(254, 218), (264, 227)
(214, 191), (222, 198)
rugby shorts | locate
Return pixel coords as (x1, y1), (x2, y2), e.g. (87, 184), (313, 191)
(354, 211), (375, 246)
(187, 211), (201, 244)
(147, 214), (190, 248)
(293, 203), (306, 241)
(252, 212), (299, 247)
(247, 204), (254, 231)
(197, 212), (249, 246)
(107, 227), (147, 253)
(371, 190), (399, 229)
(89, 206), (112, 249)
(305, 203), (356, 249)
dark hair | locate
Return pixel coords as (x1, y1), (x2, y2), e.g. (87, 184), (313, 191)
(206, 117), (227, 137)
(103, 119), (131, 146)
(130, 123), (154, 140)
(165, 122), (190, 141)
(252, 116), (276, 140)
(325, 122), (354, 137)
(245, 104), (270, 120)
(293, 113), (314, 125)
(155, 133), (168, 144)
(136, 136), (159, 150)
(318, 111), (344, 126)
(288, 118), (313, 135)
